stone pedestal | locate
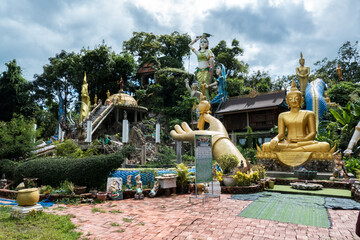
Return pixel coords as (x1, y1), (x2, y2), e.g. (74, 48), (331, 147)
(11, 204), (43, 218)
(258, 158), (335, 172)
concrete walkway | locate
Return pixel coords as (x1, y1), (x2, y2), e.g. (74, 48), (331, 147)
(46, 194), (360, 240)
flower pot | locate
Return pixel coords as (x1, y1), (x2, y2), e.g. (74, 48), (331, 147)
(17, 188), (40, 206)
(268, 181), (275, 189)
(74, 186), (87, 195)
(97, 192), (107, 201)
(222, 176), (235, 186)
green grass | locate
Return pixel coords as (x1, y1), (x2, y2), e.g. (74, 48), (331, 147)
(110, 222), (120, 227)
(91, 208), (106, 213)
(109, 210), (123, 214)
(267, 185), (352, 198)
(0, 206), (81, 240)
(122, 217), (132, 223)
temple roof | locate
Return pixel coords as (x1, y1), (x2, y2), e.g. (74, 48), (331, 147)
(216, 90), (286, 115)
(137, 62), (156, 75)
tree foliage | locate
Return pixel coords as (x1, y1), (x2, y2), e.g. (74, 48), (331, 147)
(0, 60), (37, 121)
(314, 41), (360, 84)
(123, 31), (191, 68)
(211, 39), (248, 78)
(0, 114), (37, 160)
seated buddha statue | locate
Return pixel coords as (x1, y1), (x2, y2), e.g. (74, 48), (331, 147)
(258, 80), (333, 166)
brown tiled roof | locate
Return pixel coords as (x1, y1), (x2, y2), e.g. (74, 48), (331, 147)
(216, 90), (286, 114)
(137, 62), (156, 74)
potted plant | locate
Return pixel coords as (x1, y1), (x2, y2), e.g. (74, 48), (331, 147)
(176, 163), (190, 194)
(74, 186), (87, 195)
(216, 154), (239, 186)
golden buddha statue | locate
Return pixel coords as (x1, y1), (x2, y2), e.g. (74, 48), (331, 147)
(336, 63), (343, 81)
(296, 52), (310, 96)
(257, 80), (334, 166)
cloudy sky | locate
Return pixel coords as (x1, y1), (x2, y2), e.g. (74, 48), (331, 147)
(1, 0), (359, 81)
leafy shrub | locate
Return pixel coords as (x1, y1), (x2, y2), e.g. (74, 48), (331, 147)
(154, 145), (176, 167)
(55, 139), (83, 158)
(14, 151), (126, 188)
(182, 154), (195, 165)
(0, 159), (19, 179)
(0, 114), (37, 160)
(237, 145), (257, 164)
(216, 154), (239, 175)
(176, 163), (190, 193)
(345, 157), (360, 177)
(233, 171), (260, 186)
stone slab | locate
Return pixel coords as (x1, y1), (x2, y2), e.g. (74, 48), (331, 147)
(11, 204), (43, 218)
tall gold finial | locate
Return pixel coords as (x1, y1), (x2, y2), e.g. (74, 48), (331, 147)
(83, 72), (87, 83)
(290, 79), (301, 94)
(300, 52), (303, 60)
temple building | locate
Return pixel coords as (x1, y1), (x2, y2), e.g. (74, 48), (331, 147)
(215, 90), (287, 146)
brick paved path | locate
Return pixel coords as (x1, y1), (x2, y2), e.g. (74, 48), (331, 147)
(46, 194), (360, 240)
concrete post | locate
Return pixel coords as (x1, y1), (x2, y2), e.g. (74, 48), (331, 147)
(85, 120), (92, 143)
(176, 141), (182, 164)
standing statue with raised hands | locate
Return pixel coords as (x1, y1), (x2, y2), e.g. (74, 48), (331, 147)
(189, 33), (215, 100)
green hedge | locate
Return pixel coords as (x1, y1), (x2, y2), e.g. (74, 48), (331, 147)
(14, 152), (125, 188)
(0, 159), (19, 179)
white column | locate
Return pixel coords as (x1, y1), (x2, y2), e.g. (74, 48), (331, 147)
(85, 120), (92, 143)
(156, 123), (160, 144)
(122, 119), (129, 143)
(176, 141), (182, 164)
(33, 124), (37, 143)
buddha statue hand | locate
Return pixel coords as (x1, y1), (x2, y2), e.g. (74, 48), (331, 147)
(170, 113), (246, 167)
(269, 138), (279, 150)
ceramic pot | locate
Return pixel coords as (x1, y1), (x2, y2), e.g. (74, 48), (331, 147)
(74, 186), (87, 195)
(222, 176), (235, 186)
(97, 192), (107, 201)
(17, 188), (40, 206)
(268, 181), (275, 189)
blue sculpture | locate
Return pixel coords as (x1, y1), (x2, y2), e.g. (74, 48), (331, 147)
(305, 78), (328, 130)
(211, 64), (228, 105)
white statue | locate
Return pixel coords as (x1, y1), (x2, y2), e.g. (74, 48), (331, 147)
(344, 121), (360, 156)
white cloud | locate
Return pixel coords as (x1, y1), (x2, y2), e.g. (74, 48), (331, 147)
(0, 0), (359, 82)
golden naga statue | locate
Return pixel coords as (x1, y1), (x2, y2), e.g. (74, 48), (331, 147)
(170, 99), (247, 168)
(257, 80), (335, 166)
(80, 72), (91, 122)
(296, 52), (310, 96)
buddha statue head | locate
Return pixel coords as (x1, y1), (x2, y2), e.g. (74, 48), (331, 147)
(286, 80), (303, 109)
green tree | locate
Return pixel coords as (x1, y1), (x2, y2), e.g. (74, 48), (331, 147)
(211, 39), (248, 78)
(32, 50), (82, 114)
(327, 81), (360, 107)
(314, 41), (360, 84)
(0, 114), (37, 160)
(123, 31), (191, 69)
(80, 43), (136, 101)
(0, 60), (37, 121)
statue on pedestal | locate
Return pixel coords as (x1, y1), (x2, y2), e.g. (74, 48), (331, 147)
(296, 52), (310, 96)
(257, 79), (334, 167)
(344, 121), (360, 156)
